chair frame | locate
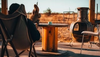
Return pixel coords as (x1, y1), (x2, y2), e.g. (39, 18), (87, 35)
(0, 17), (37, 57)
(80, 20), (100, 54)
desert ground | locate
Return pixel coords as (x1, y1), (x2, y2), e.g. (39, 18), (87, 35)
(27, 13), (100, 42)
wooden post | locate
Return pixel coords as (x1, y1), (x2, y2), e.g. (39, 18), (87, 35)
(1, 0), (8, 15)
(42, 27), (58, 52)
(54, 27), (58, 51)
(89, 0), (95, 41)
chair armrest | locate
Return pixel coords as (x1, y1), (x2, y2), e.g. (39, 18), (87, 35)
(81, 31), (98, 36)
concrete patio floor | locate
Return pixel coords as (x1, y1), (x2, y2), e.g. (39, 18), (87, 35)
(0, 41), (100, 57)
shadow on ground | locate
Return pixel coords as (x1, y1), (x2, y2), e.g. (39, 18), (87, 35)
(0, 42), (100, 57)
(37, 50), (100, 57)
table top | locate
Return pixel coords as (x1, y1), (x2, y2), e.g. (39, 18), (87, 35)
(38, 23), (69, 27)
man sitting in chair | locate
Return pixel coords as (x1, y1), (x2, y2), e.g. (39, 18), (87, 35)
(8, 3), (40, 42)
(30, 4), (41, 28)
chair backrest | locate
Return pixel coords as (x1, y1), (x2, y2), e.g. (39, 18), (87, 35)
(0, 4), (31, 50)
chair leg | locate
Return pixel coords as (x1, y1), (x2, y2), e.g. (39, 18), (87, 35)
(88, 42), (92, 48)
(32, 45), (37, 57)
(5, 46), (9, 57)
(1, 32), (8, 57)
(80, 35), (84, 54)
(98, 35), (100, 49)
(1, 42), (6, 57)
(29, 43), (32, 57)
(10, 41), (19, 57)
(98, 35), (100, 44)
(1, 41), (9, 57)
(18, 50), (25, 56)
(69, 38), (73, 47)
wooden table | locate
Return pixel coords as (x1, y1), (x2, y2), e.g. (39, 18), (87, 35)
(39, 23), (68, 52)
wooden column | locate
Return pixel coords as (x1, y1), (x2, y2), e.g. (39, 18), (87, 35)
(89, 0), (95, 41)
(1, 0), (8, 15)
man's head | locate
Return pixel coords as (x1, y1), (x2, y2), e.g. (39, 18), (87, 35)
(34, 4), (37, 8)
(9, 3), (20, 14)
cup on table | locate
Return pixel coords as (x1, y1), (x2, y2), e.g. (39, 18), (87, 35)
(48, 22), (52, 25)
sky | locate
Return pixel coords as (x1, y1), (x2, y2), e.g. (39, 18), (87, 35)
(0, 0), (100, 13)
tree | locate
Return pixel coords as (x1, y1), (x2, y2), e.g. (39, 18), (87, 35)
(43, 8), (52, 16)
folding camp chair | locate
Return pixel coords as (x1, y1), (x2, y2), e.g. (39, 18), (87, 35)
(80, 20), (100, 54)
(0, 4), (37, 57)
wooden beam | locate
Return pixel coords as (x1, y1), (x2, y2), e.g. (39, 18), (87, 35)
(1, 0), (8, 15)
(89, 0), (95, 25)
(89, 0), (95, 41)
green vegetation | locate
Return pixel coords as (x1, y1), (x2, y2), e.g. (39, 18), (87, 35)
(43, 8), (52, 16)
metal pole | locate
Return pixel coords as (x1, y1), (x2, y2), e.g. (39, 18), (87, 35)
(96, 4), (98, 20)
(36, 0), (38, 6)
